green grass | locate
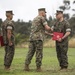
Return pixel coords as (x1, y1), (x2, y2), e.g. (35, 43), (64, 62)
(0, 47), (75, 75)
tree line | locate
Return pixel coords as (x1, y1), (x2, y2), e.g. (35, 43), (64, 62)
(0, 16), (75, 45)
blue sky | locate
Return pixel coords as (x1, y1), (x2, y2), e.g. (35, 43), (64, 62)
(0, 0), (74, 21)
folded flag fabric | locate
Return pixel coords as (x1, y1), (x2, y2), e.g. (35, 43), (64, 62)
(0, 36), (4, 46)
(52, 32), (63, 41)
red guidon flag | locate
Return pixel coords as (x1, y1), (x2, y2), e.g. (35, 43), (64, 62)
(0, 36), (4, 46)
(52, 32), (64, 41)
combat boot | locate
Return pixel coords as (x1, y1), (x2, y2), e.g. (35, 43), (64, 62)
(36, 66), (42, 72)
(59, 66), (68, 72)
(60, 68), (67, 72)
(4, 66), (10, 71)
(24, 64), (30, 71)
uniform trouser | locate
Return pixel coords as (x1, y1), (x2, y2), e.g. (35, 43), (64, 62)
(4, 45), (15, 67)
(56, 43), (68, 68)
(25, 40), (43, 67)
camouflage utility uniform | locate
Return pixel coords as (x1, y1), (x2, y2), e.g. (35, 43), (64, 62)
(2, 19), (15, 68)
(52, 20), (71, 68)
(25, 16), (47, 67)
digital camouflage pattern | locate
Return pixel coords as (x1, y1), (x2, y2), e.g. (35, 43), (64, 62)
(25, 16), (47, 67)
(29, 16), (47, 41)
(2, 19), (15, 45)
(25, 40), (43, 67)
(52, 20), (71, 68)
(2, 19), (15, 67)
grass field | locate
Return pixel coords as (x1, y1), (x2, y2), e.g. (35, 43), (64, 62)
(0, 47), (75, 75)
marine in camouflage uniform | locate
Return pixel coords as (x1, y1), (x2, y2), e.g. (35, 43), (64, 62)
(25, 8), (51, 71)
(1, 11), (15, 70)
(52, 10), (71, 70)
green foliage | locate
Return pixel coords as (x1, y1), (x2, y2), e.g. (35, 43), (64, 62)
(69, 17), (75, 36)
(14, 19), (31, 45)
(15, 33), (29, 45)
(15, 33), (22, 45)
(14, 19), (31, 35)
